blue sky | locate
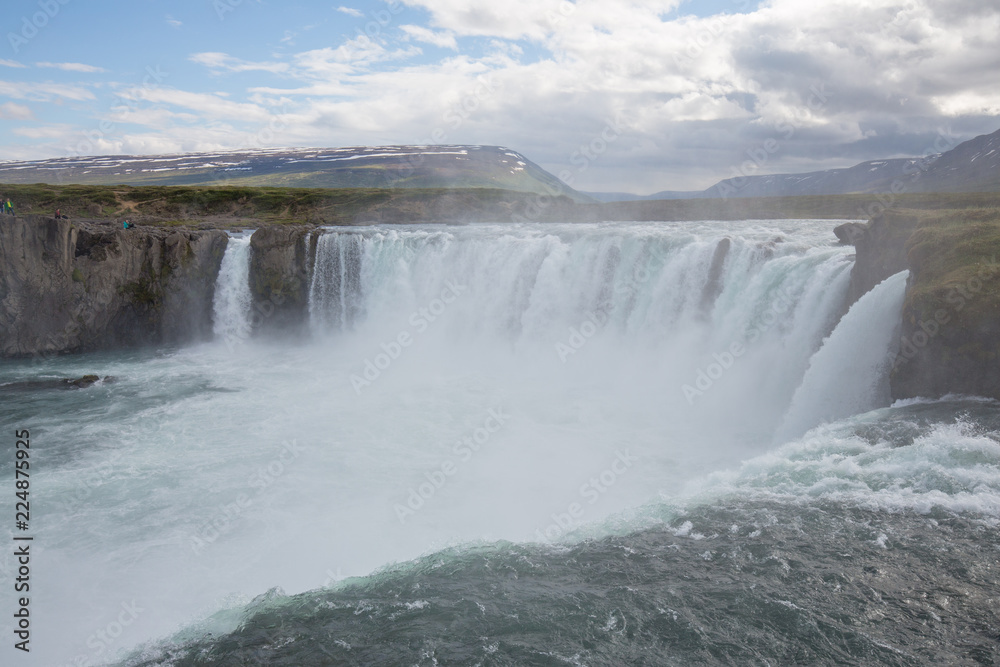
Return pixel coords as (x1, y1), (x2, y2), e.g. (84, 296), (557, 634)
(2, 0), (999, 192)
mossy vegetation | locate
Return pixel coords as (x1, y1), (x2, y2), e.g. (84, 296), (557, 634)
(0, 183), (511, 224)
(588, 192), (1000, 222)
(120, 276), (162, 309)
(3, 181), (1000, 227)
(901, 207), (1000, 332)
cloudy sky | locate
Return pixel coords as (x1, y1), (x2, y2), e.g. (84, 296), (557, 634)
(1, 0), (999, 193)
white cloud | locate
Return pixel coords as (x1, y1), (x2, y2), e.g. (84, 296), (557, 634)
(0, 80), (95, 102)
(0, 102), (34, 120)
(128, 86), (274, 124)
(178, 0), (1000, 189)
(401, 25), (458, 50)
(166, 15), (182, 28)
(399, 0), (683, 41)
(0, 59), (26, 68)
(933, 91), (1000, 117)
(6, 0), (1000, 192)
(190, 52), (290, 74)
(284, 38), (421, 80)
(109, 106), (200, 127)
(36, 62), (107, 73)
(13, 124), (75, 139)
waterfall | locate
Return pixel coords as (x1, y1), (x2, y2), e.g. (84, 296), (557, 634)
(309, 232), (364, 332)
(212, 231), (254, 344)
(304, 223), (856, 434)
(776, 270), (910, 441)
(305, 225), (851, 340)
(26, 221), (970, 667)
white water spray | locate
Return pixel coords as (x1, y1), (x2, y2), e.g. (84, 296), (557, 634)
(9, 220), (921, 667)
(309, 232), (364, 332)
(777, 270), (909, 440)
(212, 232), (254, 343)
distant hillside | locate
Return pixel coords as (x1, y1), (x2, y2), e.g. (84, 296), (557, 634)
(4, 182), (999, 228)
(588, 127), (1000, 201)
(585, 190), (703, 202)
(0, 145), (594, 203)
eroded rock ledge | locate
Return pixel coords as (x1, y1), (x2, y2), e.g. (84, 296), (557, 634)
(836, 208), (1000, 401)
(6, 212), (1000, 406)
(0, 216), (227, 357)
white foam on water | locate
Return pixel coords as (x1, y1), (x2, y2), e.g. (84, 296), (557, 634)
(8, 220), (989, 667)
(777, 270), (910, 441)
(212, 232), (255, 344)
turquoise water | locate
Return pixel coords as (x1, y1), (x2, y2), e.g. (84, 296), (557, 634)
(2, 221), (996, 665)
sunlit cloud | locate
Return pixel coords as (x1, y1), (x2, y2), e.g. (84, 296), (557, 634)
(4, 0), (999, 192)
(0, 102), (35, 120)
(0, 80), (96, 102)
(36, 62), (107, 73)
(401, 25), (458, 50)
(190, 52), (291, 75)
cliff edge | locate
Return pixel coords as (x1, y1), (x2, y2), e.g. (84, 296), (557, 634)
(837, 208), (1000, 400)
(0, 216), (227, 357)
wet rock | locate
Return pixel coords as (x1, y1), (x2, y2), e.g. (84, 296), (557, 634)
(0, 216), (227, 356)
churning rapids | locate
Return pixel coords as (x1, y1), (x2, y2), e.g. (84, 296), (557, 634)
(3, 221), (1000, 666)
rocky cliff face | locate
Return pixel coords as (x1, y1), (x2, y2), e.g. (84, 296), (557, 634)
(837, 208), (1000, 401)
(0, 216), (227, 357)
(247, 225), (313, 335)
(892, 210), (1000, 399)
(834, 212), (921, 306)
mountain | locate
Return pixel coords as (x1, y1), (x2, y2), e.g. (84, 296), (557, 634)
(585, 190), (704, 202)
(0, 145), (594, 203)
(587, 128), (1000, 201)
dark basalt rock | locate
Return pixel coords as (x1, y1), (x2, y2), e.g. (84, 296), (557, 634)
(839, 208), (1000, 401)
(65, 374), (100, 388)
(837, 211), (921, 308)
(0, 374), (115, 392)
(0, 216), (228, 357)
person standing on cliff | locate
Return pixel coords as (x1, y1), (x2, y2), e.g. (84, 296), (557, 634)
(4, 198), (13, 216)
